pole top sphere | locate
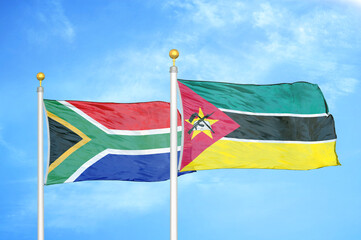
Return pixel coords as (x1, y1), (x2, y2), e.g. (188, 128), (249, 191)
(37, 72), (45, 81)
(169, 49), (179, 60)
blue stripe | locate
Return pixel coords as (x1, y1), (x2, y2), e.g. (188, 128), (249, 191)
(74, 152), (191, 182)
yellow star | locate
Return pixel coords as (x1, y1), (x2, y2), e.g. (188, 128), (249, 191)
(185, 108), (218, 139)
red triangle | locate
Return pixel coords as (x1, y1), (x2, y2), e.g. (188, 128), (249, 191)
(178, 82), (240, 170)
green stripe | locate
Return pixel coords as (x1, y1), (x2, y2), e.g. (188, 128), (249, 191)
(178, 79), (328, 114)
(44, 99), (181, 184)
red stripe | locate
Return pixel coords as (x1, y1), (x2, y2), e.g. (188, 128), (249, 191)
(67, 101), (181, 130)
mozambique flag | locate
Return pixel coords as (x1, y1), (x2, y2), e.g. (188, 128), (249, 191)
(44, 99), (188, 185)
(177, 79), (339, 172)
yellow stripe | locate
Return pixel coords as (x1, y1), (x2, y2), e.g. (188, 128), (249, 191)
(181, 139), (339, 171)
(46, 111), (91, 173)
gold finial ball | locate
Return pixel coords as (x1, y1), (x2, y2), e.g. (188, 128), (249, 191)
(169, 49), (179, 60)
(36, 72), (45, 81)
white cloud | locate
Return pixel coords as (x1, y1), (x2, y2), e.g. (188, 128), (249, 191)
(44, 181), (169, 229)
(253, 2), (284, 28)
(165, 0), (246, 28)
(320, 77), (359, 108)
(332, 0), (361, 7)
(178, 171), (295, 222)
(85, 47), (172, 103)
(0, 126), (26, 161)
(179, 49), (275, 84)
(5, 175), (199, 231)
(339, 78), (359, 93)
(29, 0), (75, 43)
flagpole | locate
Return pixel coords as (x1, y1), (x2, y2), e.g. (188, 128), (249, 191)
(37, 72), (45, 240)
(169, 49), (179, 240)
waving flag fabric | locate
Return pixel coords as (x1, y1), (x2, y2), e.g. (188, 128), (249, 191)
(177, 79), (339, 172)
(44, 99), (186, 185)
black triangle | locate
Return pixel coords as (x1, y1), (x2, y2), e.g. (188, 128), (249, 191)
(48, 117), (83, 165)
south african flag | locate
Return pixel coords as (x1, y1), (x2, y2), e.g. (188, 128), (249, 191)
(178, 79), (339, 172)
(44, 100), (187, 185)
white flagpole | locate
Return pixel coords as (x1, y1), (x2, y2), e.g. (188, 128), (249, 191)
(169, 49), (179, 240)
(37, 72), (45, 240)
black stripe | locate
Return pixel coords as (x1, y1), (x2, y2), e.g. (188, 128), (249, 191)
(48, 117), (82, 165)
(224, 112), (336, 141)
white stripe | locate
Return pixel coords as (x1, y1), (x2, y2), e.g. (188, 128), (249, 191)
(65, 147), (182, 183)
(59, 100), (182, 135)
(222, 137), (336, 144)
(178, 83), (185, 171)
(219, 108), (329, 118)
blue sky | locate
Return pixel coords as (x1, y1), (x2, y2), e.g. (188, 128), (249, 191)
(1, 0), (361, 239)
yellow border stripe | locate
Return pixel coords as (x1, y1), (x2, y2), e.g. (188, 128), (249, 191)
(181, 139), (339, 171)
(47, 111), (91, 173)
